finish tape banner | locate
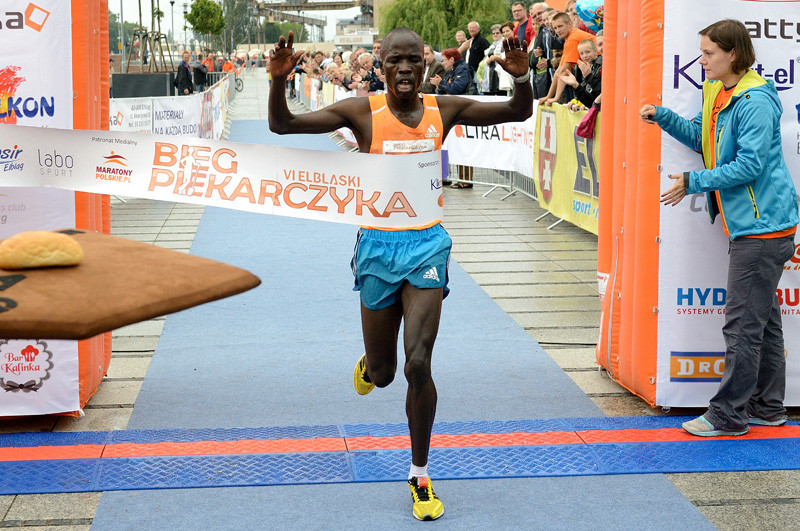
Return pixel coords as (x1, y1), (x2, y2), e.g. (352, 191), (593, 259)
(0, 124), (444, 229)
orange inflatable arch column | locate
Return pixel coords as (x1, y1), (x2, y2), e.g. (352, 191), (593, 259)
(596, 0), (664, 407)
(72, 0), (112, 411)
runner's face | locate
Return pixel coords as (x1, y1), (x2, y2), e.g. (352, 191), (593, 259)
(382, 36), (424, 98)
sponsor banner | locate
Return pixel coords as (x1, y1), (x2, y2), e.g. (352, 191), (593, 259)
(0, 124), (444, 229)
(0, 188), (80, 415)
(532, 105), (600, 234)
(109, 97), (153, 132)
(109, 75), (233, 139)
(199, 89), (214, 139)
(0, 0), (72, 128)
(0, 0), (80, 415)
(0, 339), (79, 416)
(151, 93), (203, 137)
(657, 0), (800, 407)
(442, 96), (537, 178)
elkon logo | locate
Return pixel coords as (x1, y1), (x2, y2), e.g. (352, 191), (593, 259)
(0, 4), (50, 32)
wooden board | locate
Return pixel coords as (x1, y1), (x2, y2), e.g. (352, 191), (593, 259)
(0, 230), (261, 339)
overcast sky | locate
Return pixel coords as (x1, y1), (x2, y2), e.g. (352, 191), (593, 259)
(113, 0), (360, 42)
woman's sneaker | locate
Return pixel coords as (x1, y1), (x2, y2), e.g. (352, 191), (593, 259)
(748, 416), (787, 426)
(682, 415), (749, 437)
(408, 477), (444, 521)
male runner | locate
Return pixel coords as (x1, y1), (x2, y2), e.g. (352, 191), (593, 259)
(268, 27), (531, 521)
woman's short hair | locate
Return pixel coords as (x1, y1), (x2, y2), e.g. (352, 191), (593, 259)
(699, 19), (756, 74)
(441, 48), (461, 62)
(500, 21), (515, 33)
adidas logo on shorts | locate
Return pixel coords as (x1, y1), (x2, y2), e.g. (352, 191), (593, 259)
(423, 267), (440, 282)
(424, 124), (440, 138)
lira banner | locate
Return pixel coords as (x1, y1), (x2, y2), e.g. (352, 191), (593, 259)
(0, 124), (444, 229)
(442, 97), (537, 178)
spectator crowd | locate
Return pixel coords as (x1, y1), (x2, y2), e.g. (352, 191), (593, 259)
(285, 0), (602, 110)
(282, 1), (603, 187)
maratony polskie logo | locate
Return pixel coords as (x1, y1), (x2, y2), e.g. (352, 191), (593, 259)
(96, 151), (132, 183)
(0, 339), (54, 392)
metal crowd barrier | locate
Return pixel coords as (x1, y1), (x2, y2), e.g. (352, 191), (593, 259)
(447, 165), (538, 202)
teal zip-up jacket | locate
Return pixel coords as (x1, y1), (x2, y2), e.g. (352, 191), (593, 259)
(653, 69), (799, 240)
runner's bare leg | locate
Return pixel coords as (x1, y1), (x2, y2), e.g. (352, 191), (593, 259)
(360, 302), (402, 388)
(360, 284), (443, 467)
(401, 284), (442, 466)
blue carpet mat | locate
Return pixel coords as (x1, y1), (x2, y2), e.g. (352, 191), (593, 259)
(89, 121), (713, 529)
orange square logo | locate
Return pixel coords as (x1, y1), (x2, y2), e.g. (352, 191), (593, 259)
(25, 3), (50, 32)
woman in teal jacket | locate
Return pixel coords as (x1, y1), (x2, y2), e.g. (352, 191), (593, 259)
(641, 19), (798, 437)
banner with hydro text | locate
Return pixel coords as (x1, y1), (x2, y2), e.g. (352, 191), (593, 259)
(657, 0), (800, 406)
(442, 97), (537, 178)
(0, 0), (79, 416)
(532, 105), (600, 235)
(0, 124), (444, 229)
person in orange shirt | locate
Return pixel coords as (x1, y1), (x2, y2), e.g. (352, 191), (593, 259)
(539, 11), (595, 105)
(269, 27), (531, 521)
(641, 19), (799, 437)
(202, 53), (215, 73)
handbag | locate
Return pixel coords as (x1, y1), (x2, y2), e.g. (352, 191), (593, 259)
(576, 103), (600, 139)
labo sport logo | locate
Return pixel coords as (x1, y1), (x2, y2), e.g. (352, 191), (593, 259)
(0, 3), (50, 32)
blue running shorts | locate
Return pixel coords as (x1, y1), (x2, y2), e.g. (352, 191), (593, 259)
(351, 223), (452, 311)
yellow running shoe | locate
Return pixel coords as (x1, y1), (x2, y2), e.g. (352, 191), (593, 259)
(408, 476), (444, 521)
(353, 354), (374, 395)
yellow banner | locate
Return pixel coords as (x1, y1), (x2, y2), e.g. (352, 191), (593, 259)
(532, 105), (600, 235)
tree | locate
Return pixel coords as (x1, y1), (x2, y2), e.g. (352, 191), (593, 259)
(186, 0), (226, 47)
(222, 0), (251, 53)
(108, 10), (139, 54)
(379, 0), (508, 50)
(262, 22), (306, 44)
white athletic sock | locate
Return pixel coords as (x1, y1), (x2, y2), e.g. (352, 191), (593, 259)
(409, 464), (428, 480)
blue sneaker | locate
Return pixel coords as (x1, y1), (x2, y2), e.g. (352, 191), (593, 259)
(682, 415), (749, 437)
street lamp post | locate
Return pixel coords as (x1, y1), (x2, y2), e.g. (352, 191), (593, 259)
(182, 2), (188, 53)
(170, 0), (175, 49)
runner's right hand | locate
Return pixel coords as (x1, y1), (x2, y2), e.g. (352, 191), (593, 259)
(269, 31), (305, 78)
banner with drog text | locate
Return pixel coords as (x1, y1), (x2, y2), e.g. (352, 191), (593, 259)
(656, 0), (800, 407)
(0, 124), (444, 229)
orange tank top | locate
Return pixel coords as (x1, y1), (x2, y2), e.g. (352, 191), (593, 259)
(368, 93), (444, 154)
(363, 93), (444, 230)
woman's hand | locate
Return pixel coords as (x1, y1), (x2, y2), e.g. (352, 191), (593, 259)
(661, 173), (687, 206)
(640, 104), (657, 124)
(430, 74), (442, 87)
